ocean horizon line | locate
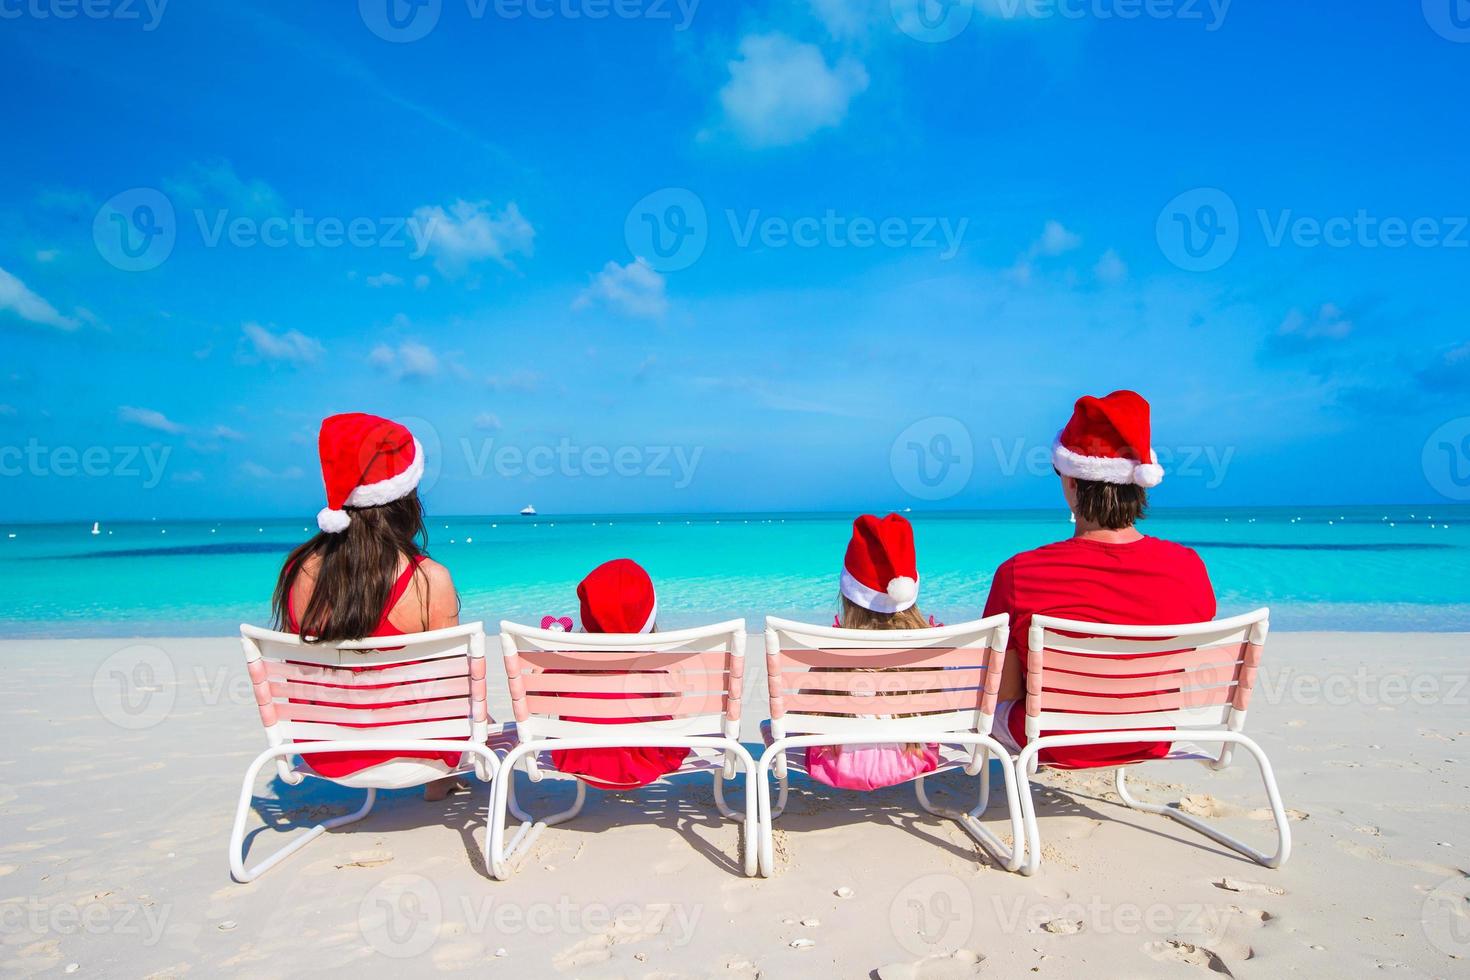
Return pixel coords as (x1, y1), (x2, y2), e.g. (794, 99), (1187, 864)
(5, 501), (1466, 528)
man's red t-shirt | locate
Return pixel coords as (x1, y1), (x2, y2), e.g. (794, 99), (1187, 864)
(982, 535), (1217, 770)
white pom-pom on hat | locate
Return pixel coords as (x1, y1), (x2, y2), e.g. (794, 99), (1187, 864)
(886, 576), (918, 605)
(317, 507), (351, 533)
(1132, 461), (1164, 488)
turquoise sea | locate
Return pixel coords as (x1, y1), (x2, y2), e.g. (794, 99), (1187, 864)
(2, 506), (1467, 637)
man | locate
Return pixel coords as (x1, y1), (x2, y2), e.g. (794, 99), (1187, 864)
(984, 390), (1216, 768)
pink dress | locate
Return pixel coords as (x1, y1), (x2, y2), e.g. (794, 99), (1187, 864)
(287, 557), (462, 778)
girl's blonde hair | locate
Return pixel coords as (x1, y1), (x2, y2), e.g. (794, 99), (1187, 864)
(839, 594), (928, 631)
(835, 594), (930, 755)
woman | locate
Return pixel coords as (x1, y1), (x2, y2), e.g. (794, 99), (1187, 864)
(272, 412), (464, 801)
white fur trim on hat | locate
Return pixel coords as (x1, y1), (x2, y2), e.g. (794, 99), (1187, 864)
(343, 438), (426, 508)
(1052, 435), (1163, 487)
(317, 507), (351, 533)
(639, 598), (658, 634)
(840, 568), (920, 614)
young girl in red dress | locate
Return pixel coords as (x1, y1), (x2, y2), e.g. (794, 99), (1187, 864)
(548, 558), (691, 790)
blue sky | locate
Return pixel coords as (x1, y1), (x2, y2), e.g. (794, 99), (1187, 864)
(2, 0), (1468, 520)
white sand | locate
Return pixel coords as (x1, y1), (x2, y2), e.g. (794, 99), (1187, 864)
(1, 632), (1466, 977)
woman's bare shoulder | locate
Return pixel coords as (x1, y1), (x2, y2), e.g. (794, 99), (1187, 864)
(416, 556), (455, 587)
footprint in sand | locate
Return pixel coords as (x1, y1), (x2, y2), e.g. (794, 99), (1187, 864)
(1212, 877), (1286, 897)
(1143, 939), (1232, 974)
(1178, 795), (1237, 818)
(876, 949), (985, 979)
(724, 957), (761, 979)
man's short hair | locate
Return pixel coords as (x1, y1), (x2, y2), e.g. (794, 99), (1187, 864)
(1072, 477), (1148, 529)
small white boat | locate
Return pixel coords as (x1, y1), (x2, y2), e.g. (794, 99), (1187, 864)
(91, 521), (101, 535)
(520, 505), (537, 516)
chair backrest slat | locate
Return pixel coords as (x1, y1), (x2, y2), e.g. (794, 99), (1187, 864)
(498, 620), (746, 742)
(763, 616), (1009, 738)
(239, 623), (488, 748)
(1026, 609), (1269, 739)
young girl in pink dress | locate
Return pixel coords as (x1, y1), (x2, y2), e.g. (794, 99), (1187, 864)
(548, 559), (691, 790)
(805, 513), (941, 792)
(272, 412), (465, 801)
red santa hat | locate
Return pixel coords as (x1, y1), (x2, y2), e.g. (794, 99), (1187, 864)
(315, 413), (425, 533)
(840, 513), (920, 614)
(577, 558), (657, 634)
(1051, 390), (1165, 488)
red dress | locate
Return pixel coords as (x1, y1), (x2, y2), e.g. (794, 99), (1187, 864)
(548, 684), (690, 790)
(287, 556), (462, 778)
(983, 535), (1217, 770)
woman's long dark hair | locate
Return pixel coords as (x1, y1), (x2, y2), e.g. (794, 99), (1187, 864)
(272, 494), (431, 642)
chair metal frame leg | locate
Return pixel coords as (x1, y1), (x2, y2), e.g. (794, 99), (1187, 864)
(229, 741), (498, 883)
(1015, 730), (1291, 876)
(487, 736), (758, 880)
(757, 734), (1024, 877)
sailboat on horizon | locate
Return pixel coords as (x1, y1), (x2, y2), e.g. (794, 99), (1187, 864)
(519, 504), (537, 516)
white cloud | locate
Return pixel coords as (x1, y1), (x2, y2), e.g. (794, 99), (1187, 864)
(1031, 220), (1082, 257)
(119, 406), (187, 434)
(573, 258), (669, 319)
(486, 369), (543, 393)
(370, 340), (441, 380)
(241, 461), (305, 480)
(241, 321), (325, 364)
(1094, 248), (1127, 284)
(366, 272), (405, 288)
(413, 199), (535, 277)
(165, 161), (282, 215)
(210, 425), (246, 441)
(1011, 220), (1084, 282)
(718, 33), (869, 148)
(809, 0), (879, 38)
(1276, 303), (1352, 344)
(35, 249), (59, 263)
(0, 266), (77, 330)
(474, 412), (502, 431)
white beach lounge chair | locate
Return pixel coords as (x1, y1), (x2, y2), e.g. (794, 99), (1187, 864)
(491, 619), (758, 879)
(758, 615), (1024, 876)
(1015, 608), (1290, 875)
(230, 622), (505, 882)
